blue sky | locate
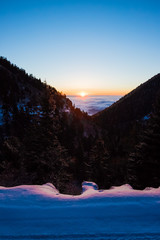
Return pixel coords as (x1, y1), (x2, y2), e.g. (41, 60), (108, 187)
(0, 0), (160, 95)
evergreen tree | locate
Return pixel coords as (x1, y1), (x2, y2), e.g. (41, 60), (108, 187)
(21, 87), (74, 192)
(2, 103), (11, 136)
(128, 95), (160, 189)
(85, 139), (112, 189)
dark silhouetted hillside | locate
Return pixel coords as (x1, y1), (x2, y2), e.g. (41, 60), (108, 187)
(92, 74), (160, 188)
(127, 95), (160, 189)
(93, 74), (160, 151)
(1, 57), (160, 191)
(0, 57), (102, 193)
(94, 74), (160, 130)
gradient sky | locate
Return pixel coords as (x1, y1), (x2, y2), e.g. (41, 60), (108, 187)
(0, 0), (160, 95)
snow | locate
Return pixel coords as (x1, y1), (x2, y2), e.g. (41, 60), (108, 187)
(82, 181), (98, 193)
(0, 182), (160, 239)
(143, 115), (150, 120)
(0, 106), (3, 126)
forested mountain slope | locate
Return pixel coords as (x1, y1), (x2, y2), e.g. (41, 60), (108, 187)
(0, 57), (101, 193)
(0, 57), (160, 192)
(94, 74), (160, 127)
(93, 74), (160, 156)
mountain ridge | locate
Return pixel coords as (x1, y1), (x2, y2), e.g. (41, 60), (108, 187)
(0, 57), (99, 193)
(0, 56), (160, 192)
(93, 73), (160, 154)
(94, 73), (160, 123)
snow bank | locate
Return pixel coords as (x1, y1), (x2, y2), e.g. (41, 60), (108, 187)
(82, 181), (98, 193)
(0, 182), (160, 239)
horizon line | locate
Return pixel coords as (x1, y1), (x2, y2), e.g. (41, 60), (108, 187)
(60, 90), (129, 96)
(66, 94), (124, 96)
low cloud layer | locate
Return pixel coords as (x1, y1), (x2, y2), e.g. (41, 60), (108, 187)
(68, 95), (121, 115)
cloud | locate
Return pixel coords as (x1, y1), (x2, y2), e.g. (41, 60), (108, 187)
(68, 95), (121, 115)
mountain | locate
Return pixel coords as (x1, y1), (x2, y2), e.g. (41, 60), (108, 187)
(93, 74), (160, 186)
(0, 57), (102, 193)
(1, 57), (160, 191)
(94, 74), (160, 126)
(93, 74), (160, 152)
(127, 95), (160, 189)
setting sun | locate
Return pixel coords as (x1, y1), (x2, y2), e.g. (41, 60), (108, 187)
(79, 91), (87, 97)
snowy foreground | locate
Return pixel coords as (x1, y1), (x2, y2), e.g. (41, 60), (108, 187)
(0, 182), (160, 240)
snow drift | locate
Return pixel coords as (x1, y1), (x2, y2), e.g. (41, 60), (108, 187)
(0, 181), (160, 239)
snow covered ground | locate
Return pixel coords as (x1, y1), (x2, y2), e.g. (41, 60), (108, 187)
(0, 182), (160, 240)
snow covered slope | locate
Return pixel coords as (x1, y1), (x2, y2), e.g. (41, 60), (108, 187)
(0, 182), (160, 239)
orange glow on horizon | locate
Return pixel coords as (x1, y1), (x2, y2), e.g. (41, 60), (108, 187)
(62, 89), (129, 96)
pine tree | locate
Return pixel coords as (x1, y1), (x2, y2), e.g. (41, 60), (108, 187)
(85, 139), (112, 189)
(2, 103), (11, 136)
(128, 95), (160, 189)
(21, 87), (74, 192)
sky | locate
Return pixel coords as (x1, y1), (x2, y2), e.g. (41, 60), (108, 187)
(0, 0), (160, 95)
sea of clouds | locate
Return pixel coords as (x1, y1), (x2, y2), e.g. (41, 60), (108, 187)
(68, 95), (122, 115)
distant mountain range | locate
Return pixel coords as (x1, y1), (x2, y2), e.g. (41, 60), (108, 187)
(0, 57), (160, 191)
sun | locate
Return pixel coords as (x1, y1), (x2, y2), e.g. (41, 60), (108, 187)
(79, 91), (87, 97)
